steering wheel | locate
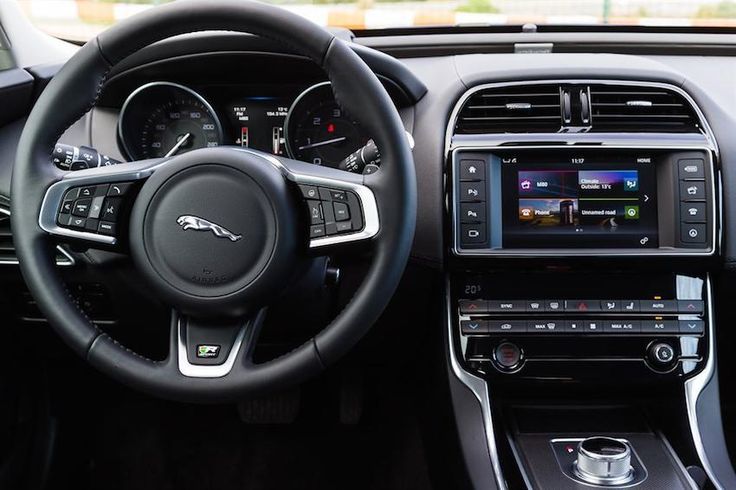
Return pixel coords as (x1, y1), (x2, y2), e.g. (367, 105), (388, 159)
(10, 0), (416, 403)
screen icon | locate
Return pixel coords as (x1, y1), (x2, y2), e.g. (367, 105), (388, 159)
(624, 205), (640, 220)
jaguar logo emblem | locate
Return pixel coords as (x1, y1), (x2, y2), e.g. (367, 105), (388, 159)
(176, 215), (242, 242)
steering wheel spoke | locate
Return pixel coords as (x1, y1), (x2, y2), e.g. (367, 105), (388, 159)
(38, 157), (166, 247)
(174, 309), (265, 379)
(266, 152), (381, 250)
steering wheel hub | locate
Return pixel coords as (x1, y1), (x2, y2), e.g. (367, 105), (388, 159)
(129, 149), (299, 316)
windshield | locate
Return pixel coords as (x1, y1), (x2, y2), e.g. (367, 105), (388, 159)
(22, 0), (736, 42)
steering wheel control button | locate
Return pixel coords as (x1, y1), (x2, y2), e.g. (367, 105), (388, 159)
(69, 217), (86, 229)
(333, 202), (350, 221)
(79, 186), (96, 198)
(72, 198), (91, 217)
(101, 198), (122, 221)
(60, 200), (74, 214)
(306, 200), (323, 224)
(98, 222), (117, 236)
(107, 182), (133, 196)
(679, 320), (705, 334)
(309, 224), (326, 238)
(493, 342), (523, 371)
(300, 186), (364, 240)
(298, 184), (319, 199)
(89, 196), (105, 219)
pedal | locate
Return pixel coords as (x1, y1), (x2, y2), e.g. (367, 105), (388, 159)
(237, 389), (300, 424)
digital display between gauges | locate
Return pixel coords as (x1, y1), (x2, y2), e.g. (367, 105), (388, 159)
(118, 82), (223, 160)
(228, 97), (289, 155)
(285, 83), (370, 167)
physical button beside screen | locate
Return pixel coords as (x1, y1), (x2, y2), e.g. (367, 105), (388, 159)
(680, 181), (706, 201)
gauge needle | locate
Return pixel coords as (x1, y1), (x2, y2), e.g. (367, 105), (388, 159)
(165, 133), (192, 157)
(298, 136), (346, 151)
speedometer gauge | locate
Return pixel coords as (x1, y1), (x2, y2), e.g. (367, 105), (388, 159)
(118, 82), (223, 160)
(285, 82), (370, 167)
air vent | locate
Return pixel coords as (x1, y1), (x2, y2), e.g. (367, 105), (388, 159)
(589, 84), (700, 133)
(455, 84), (562, 134)
(0, 209), (73, 266)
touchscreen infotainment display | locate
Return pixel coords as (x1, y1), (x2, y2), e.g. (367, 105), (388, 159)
(500, 153), (659, 248)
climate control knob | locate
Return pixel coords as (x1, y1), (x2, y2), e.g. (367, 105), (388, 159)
(647, 342), (677, 372)
(574, 437), (634, 486)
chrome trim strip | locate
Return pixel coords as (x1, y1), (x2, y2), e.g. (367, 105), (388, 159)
(176, 318), (247, 378)
(450, 144), (717, 257)
(445, 79), (719, 155)
(117, 81), (225, 161)
(684, 275), (722, 489)
(445, 279), (507, 489)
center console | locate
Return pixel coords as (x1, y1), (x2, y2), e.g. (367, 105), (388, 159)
(444, 80), (727, 490)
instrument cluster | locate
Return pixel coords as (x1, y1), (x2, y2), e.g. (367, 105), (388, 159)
(117, 81), (371, 169)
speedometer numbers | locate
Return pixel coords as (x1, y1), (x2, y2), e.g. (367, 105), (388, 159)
(118, 82), (223, 161)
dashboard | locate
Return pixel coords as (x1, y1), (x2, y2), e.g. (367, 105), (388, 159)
(92, 51), (415, 174)
(116, 80), (370, 168)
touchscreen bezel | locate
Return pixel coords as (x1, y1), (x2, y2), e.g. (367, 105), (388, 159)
(451, 145), (716, 257)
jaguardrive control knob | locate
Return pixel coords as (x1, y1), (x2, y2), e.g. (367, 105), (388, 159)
(574, 437), (634, 486)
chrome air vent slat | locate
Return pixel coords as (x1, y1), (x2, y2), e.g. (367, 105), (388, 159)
(455, 84), (562, 134)
(589, 84), (700, 133)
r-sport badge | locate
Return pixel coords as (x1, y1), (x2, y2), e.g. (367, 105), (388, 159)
(177, 215), (242, 242)
(196, 344), (221, 359)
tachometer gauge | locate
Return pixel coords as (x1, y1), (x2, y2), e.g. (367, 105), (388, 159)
(118, 82), (223, 160)
(285, 82), (370, 167)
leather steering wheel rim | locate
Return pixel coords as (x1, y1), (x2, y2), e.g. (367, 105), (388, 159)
(10, 0), (416, 403)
